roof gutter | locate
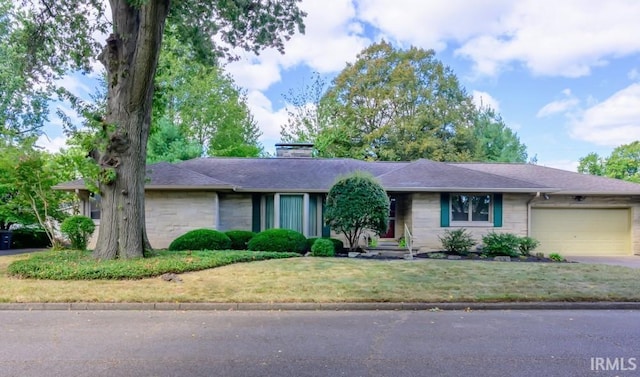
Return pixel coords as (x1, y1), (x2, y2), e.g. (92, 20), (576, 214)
(526, 192), (541, 237)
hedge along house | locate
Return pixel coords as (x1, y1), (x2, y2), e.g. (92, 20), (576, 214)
(55, 145), (640, 256)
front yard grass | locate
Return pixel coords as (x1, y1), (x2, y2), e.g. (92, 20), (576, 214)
(1, 251), (639, 303)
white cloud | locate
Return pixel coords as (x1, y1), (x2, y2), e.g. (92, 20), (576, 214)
(246, 91), (289, 145)
(537, 99), (580, 118)
(356, 0), (511, 51)
(448, 0), (640, 77)
(36, 134), (68, 153)
(539, 159), (579, 172)
(226, 0), (370, 91)
(471, 90), (500, 112)
(569, 83), (640, 146)
(629, 68), (640, 81)
(537, 89), (579, 118)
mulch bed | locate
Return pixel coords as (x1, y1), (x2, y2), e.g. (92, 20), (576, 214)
(335, 250), (568, 263)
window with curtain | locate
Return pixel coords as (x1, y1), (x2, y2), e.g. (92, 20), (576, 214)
(279, 195), (304, 233)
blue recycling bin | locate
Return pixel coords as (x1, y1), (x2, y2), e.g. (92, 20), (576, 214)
(0, 231), (12, 250)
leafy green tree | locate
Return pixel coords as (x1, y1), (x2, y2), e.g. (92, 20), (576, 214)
(281, 42), (528, 163)
(578, 142), (640, 182)
(153, 27), (263, 158)
(604, 141), (640, 183)
(577, 152), (605, 176)
(473, 107), (527, 162)
(324, 172), (390, 252)
(146, 118), (201, 164)
(15, 0), (305, 259)
(0, 0), (48, 138)
(315, 41), (478, 161)
(0, 140), (74, 245)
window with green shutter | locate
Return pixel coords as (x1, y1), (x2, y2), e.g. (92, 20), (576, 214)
(442, 193), (502, 227)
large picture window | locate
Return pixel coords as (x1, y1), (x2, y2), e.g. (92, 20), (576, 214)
(260, 193), (323, 236)
(451, 194), (492, 224)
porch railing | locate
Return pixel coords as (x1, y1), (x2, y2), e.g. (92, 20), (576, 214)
(404, 224), (413, 259)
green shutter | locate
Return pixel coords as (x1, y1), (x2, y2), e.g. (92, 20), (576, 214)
(493, 193), (503, 228)
(440, 193), (450, 227)
(251, 194), (261, 232)
(321, 195), (331, 237)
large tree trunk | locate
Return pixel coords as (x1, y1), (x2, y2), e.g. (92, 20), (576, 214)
(93, 0), (170, 260)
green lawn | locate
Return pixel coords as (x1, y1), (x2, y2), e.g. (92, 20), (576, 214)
(1, 250), (639, 303)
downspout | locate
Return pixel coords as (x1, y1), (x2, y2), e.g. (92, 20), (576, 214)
(526, 192), (540, 237)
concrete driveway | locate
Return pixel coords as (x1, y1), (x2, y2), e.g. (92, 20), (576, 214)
(567, 256), (640, 269)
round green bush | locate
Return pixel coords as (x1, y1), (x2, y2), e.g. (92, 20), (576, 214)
(60, 215), (96, 250)
(224, 230), (256, 250)
(311, 238), (335, 257)
(306, 237), (344, 253)
(248, 228), (307, 254)
(169, 229), (231, 251)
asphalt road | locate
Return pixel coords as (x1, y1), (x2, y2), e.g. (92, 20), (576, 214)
(0, 310), (638, 377)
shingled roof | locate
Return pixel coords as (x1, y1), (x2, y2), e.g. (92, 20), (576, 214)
(55, 157), (640, 195)
(453, 163), (640, 195)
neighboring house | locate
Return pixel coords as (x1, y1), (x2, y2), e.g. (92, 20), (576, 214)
(55, 145), (640, 256)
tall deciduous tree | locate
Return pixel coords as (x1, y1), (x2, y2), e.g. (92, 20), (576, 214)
(0, 0), (48, 138)
(578, 141), (640, 182)
(153, 27), (263, 158)
(281, 43), (528, 163)
(16, 0), (305, 259)
(316, 41), (478, 161)
(473, 107), (527, 163)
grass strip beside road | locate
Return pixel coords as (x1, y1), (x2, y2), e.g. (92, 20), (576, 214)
(1, 252), (639, 303)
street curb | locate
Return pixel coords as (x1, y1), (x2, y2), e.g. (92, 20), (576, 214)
(0, 302), (639, 311)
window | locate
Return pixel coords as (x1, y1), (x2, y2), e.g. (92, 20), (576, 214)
(441, 193), (502, 227)
(89, 193), (101, 220)
(259, 193), (323, 236)
(451, 194), (491, 223)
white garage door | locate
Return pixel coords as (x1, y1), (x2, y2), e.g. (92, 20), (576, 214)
(531, 208), (631, 256)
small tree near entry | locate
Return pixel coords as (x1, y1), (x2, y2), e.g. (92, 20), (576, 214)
(325, 172), (389, 252)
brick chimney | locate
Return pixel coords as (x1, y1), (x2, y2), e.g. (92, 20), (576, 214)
(275, 143), (314, 158)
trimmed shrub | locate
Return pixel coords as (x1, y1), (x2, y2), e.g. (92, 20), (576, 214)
(10, 227), (51, 248)
(439, 228), (475, 255)
(518, 236), (540, 256)
(325, 171), (389, 252)
(481, 232), (520, 257)
(306, 237), (345, 253)
(248, 228), (307, 254)
(169, 229), (231, 251)
(549, 253), (564, 262)
(60, 216), (96, 250)
(311, 238), (335, 257)
(225, 230), (256, 250)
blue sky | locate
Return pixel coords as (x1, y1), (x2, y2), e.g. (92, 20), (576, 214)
(41, 0), (640, 172)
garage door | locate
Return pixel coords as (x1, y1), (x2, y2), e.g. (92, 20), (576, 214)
(531, 208), (631, 256)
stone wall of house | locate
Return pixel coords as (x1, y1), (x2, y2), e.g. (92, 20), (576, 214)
(408, 193), (640, 255)
(218, 193), (253, 231)
(409, 193), (533, 252)
(87, 191), (219, 250)
(145, 191), (218, 248)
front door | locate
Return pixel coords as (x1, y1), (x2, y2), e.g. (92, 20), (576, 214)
(382, 195), (396, 238)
